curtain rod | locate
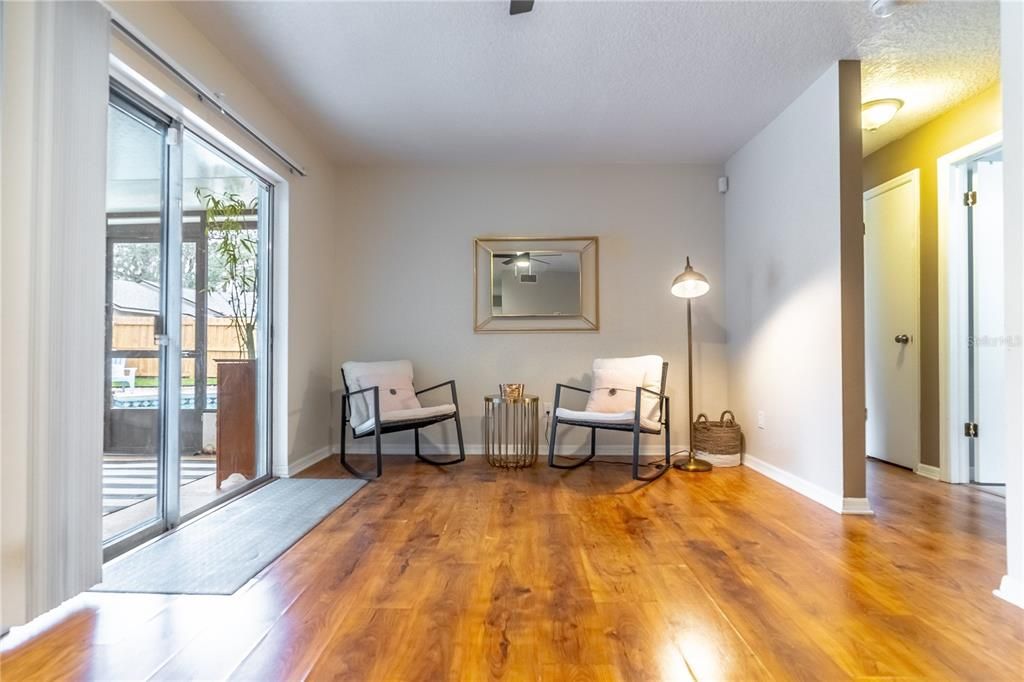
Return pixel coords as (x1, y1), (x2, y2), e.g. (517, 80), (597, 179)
(108, 13), (308, 177)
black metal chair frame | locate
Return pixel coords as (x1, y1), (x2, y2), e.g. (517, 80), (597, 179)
(548, 362), (671, 481)
(339, 368), (466, 479)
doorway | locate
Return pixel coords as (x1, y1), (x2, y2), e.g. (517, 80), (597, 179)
(937, 134), (1006, 492)
(962, 148), (1006, 493)
(103, 85), (275, 555)
(864, 170), (922, 471)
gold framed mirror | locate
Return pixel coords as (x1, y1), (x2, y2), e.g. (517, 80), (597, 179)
(474, 237), (599, 332)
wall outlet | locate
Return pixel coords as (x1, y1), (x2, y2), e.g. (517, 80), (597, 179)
(757, 410), (766, 430)
(544, 402), (553, 417)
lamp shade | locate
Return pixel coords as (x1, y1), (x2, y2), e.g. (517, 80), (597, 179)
(670, 257), (710, 299)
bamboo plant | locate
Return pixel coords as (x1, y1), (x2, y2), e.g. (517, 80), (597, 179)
(195, 188), (259, 358)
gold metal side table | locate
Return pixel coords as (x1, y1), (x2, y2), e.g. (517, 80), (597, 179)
(484, 394), (540, 469)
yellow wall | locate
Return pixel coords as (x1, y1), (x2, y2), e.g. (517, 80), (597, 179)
(863, 83), (1001, 467)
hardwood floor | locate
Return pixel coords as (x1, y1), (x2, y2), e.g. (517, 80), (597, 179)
(2, 457), (1022, 680)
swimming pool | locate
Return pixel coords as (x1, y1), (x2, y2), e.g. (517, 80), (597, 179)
(112, 388), (218, 410)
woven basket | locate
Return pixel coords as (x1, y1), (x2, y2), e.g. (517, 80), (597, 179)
(693, 410), (743, 457)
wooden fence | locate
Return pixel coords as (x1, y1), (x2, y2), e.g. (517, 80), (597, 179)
(113, 313), (248, 380)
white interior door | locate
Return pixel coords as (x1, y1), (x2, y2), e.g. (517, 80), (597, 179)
(865, 171), (921, 469)
(970, 154), (1006, 484)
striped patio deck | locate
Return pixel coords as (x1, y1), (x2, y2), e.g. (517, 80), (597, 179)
(103, 454), (216, 515)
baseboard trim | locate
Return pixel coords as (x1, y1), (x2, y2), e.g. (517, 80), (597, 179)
(274, 445), (332, 478)
(743, 454), (844, 514)
(994, 575), (1024, 609)
(914, 463), (942, 481)
(841, 497), (875, 515)
(336, 442), (668, 457)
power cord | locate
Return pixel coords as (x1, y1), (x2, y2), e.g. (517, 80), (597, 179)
(591, 449), (691, 469)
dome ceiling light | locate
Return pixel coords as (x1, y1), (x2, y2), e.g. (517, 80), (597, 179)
(862, 98), (904, 131)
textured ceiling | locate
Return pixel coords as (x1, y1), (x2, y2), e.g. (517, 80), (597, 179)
(173, 0), (1000, 164)
(860, 0), (1000, 154)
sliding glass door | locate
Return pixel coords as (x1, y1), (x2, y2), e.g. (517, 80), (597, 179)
(103, 86), (274, 555)
(103, 90), (171, 545)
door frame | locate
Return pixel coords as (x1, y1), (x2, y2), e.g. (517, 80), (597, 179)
(110, 55), (290, 482)
(864, 168), (922, 471)
(937, 132), (1003, 484)
(103, 70), (285, 560)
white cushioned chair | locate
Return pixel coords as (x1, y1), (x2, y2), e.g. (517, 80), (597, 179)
(548, 355), (671, 481)
(340, 360), (465, 479)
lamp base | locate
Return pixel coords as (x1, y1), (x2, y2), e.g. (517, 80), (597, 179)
(673, 455), (713, 473)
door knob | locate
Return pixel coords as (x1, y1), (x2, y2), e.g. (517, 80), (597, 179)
(894, 334), (910, 345)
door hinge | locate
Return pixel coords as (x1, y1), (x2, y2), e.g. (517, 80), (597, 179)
(963, 191), (977, 206)
(964, 422), (979, 438)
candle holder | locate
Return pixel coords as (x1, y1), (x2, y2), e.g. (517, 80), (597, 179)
(499, 383), (525, 400)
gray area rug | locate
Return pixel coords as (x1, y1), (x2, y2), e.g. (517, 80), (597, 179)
(94, 478), (366, 595)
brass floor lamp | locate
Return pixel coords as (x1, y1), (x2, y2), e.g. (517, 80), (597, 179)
(670, 257), (713, 473)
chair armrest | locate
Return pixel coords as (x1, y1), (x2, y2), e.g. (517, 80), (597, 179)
(416, 379), (461, 411)
(415, 379), (455, 396)
(340, 386), (381, 434)
(634, 387), (668, 426)
(552, 383), (591, 412)
(342, 385), (379, 404)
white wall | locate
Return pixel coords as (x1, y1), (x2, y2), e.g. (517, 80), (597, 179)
(332, 165), (727, 453)
(997, 0), (1024, 609)
(108, 2), (338, 470)
(724, 63), (849, 509)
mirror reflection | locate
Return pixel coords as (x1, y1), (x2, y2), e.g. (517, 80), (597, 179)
(491, 251), (582, 317)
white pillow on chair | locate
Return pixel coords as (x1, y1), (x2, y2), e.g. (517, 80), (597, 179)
(583, 356), (663, 422)
(353, 373), (421, 419)
(585, 367), (641, 413)
(342, 360), (417, 427)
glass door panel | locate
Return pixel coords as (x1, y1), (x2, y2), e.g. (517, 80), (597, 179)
(103, 97), (169, 545)
(179, 131), (272, 519)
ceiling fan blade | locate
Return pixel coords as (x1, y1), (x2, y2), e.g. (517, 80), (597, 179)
(510, 0), (534, 16)
(532, 258), (550, 264)
(502, 257), (515, 265)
